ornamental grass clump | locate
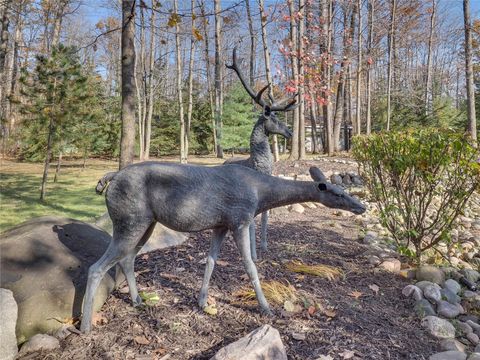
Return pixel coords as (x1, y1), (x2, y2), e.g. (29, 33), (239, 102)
(233, 280), (297, 306)
(352, 129), (479, 263)
(285, 260), (343, 280)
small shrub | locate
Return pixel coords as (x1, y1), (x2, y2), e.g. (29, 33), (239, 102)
(352, 129), (479, 263)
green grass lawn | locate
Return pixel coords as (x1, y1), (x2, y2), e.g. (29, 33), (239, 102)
(0, 156), (230, 233)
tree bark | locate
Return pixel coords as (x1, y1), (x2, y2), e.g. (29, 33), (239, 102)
(365, 0), (374, 134)
(144, 1), (156, 160)
(464, 0), (477, 143)
(386, 0), (396, 131)
(0, 0), (11, 73)
(214, 0), (223, 158)
(119, 0), (137, 170)
(354, 0), (362, 135)
(174, 0), (186, 163)
(185, 0), (196, 162)
(322, 0), (334, 155)
(424, 0), (436, 116)
(40, 118), (54, 201)
(53, 151), (62, 183)
(298, 0), (306, 159)
(288, 0), (299, 160)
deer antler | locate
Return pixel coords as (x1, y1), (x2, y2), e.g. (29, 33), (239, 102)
(226, 47), (298, 112)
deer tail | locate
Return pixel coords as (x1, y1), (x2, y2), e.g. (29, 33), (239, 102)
(95, 171), (117, 195)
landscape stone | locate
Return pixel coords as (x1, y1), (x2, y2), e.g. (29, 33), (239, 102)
(18, 334), (60, 356)
(290, 203), (305, 214)
(440, 338), (466, 352)
(367, 255), (381, 266)
(210, 324), (287, 360)
(454, 321), (474, 335)
(445, 279), (462, 295)
(0, 289), (18, 360)
(0, 216), (119, 343)
(424, 285), (442, 304)
(414, 299), (436, 317)
(463, 291), (478, 299)
(475, 343), (480, 352)
(378, 258), (401, 273)
(330, 174), (343, 185)
(466, 320), (480, 333)
(428, 351), (466, 360)
(417, 265), (446, 285)
(468, 354), (480, 360)
(402, 285), (423, 301)
(437, 301), (463, 319)
(462, 269), (480, 284)
(422, 316), (456, 338)
(441, 288), (461, 304)
(467, 332), (480, 345)
(416, 281), (442, 293)
(341, 174), (352, 186)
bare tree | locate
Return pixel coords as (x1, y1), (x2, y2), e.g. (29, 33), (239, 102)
(386, 0), (396, 131)
(322, 0), (334, 154)
(174, 0), (186, 163)
(354, 0), (362, 135)
(214, 0), (223, 158)
(144, 1), (156, 160)
(298, 0), (306, 159)
(424, 0), (436, 116)
(288, 0), (299, 159)
(463, 0), (477, 143)
(119, 0), (137, 169)
(185, 0), (196, 162)
(365, 0), (374, 135)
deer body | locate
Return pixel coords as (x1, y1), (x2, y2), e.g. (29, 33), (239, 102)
(81, 162), (365, 333)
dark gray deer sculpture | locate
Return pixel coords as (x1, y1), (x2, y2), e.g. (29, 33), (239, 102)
(81, 162), (366, 333)
(224, 48), (297, 261)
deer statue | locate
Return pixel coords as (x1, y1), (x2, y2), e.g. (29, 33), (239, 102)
(224, 48), (297, 261)
(81, 162), (366, 333)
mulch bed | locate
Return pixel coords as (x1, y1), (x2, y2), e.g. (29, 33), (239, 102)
(28, 159), (439, 359)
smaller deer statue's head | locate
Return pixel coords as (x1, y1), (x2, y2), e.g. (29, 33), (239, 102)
(309, 167), (366, 215)
(226, 47), (296, 140)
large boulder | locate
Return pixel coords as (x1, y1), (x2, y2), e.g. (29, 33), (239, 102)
(0, 289), (18, 360)
(95, 212), (187, 253)
(210, 324), (287, 360)
(0, 216), (118, 343)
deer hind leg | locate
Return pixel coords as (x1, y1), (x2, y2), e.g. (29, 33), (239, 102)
(118, 222), (156, 306)
(80, 220), (153, 333)
(234, 224), (272, 315)
(260, 211), (269, 252)
(249, 221), (257, 262)
(198, 227), (227, 308)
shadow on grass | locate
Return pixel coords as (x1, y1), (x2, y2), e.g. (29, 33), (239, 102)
(0, 173), (106, 231)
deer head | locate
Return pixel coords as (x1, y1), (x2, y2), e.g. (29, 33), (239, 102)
(226, 48), (296, 139)
(309, 167), (366, 215)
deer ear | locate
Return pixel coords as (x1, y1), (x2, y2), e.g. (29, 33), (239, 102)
(318, 183), (327, 191)
(309, 167), (326, 182)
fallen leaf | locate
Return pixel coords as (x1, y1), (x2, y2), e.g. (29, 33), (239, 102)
(139, 291), (160, 306)
(316, 356), (334, 360)
(339, 350), (355, 359)
(308, 305), (316, 315)
(284, 300), (295, 312)
(216, 260), (229, 267)
(349, 290), (363, 299)
(207, 295), (216, 305)
(134, 335), (150, 345)
(203, 304), (218, 316)
(92, 312), (107, 326)
(240, 274), (249, 281)
(369, 284), (380, 294)
(323, 308), (337, 318)
(187, 255), (194, 261)
(291, 331), (306, 341)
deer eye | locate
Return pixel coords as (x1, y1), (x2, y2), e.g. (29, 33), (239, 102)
(318, 183), (327, 191)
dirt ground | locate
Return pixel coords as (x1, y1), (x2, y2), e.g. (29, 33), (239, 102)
(21, 159), (439, 360)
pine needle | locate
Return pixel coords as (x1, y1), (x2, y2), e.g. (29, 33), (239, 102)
(285, 260), (343, 280)
(233, 280), (297, 306)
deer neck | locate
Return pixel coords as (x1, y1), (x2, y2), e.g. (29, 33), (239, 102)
(249, 120), (273, 174)
(256, 178), (318, 214)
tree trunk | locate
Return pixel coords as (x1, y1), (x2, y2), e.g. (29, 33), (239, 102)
(298, 0), (306, 159)
(424, 0), (436, 116)
(144, 1), (156, 160)
(135, 7), (145, 160)
(322, 0), (334, 155)
(119, 0), (137, 170)
(365, 0), (374, 135)
(40, 119), (54, 201)
(185, 0), (196, 162)
(0, 0), (11, 73)
(288, 0), (299, 160)
(174, 0), (186, 163)
(53, 151), (62, 183)
(464, 0), (477, 143)
(386, 0), (396, 131)
(258, 0), (279, 161)
(246, 0), (256, 91)
(214, 0), (223, 158)
(355, 0), (362, 135)
(310, 91), (319, 153)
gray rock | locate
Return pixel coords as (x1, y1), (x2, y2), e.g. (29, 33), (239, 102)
(342, 174), (352, 186)
(468, 332), (480, 345)
(362, 231), (378, 245)
(18, 334), (60, 356)
(441, 288), (461, 304)
(415, 299), (437, 317)
(290, 203), (305, 214)
(210, 324), (287, 360)
(454, 321), (474, 335)
(0, 216), (120, 343)
(95, 212), (186, 253)
(445, 279), (462, 295)
(416, 281), (442, 293)
(437, 301), (463, 319)
(424, 285), (442, 304)
(464, 291), (478, 299)
(462, 269), (480, 284)
(351, 175), (363, 186)
(0, 289), (18, 360)
(440, 338), (466, 352)
(378, 258), (401, 273)
(417, 265), (446, 285)
(422, 316), (456, 338)
(466, 320), (480, 333)
(330, 174), (343, 185)
(475, 343), (480, 352)
(402, 285), (424, 301)
(429, 351), (466, 360)
(367, 255), (381, 266)
(468, 353), (480, 360)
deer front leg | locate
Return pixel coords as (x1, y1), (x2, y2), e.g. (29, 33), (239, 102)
(198, 228), (228, 308)
(260, 211), (269, 252)
(249, 221), (257, 262)
(234, 224), (272, 315)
